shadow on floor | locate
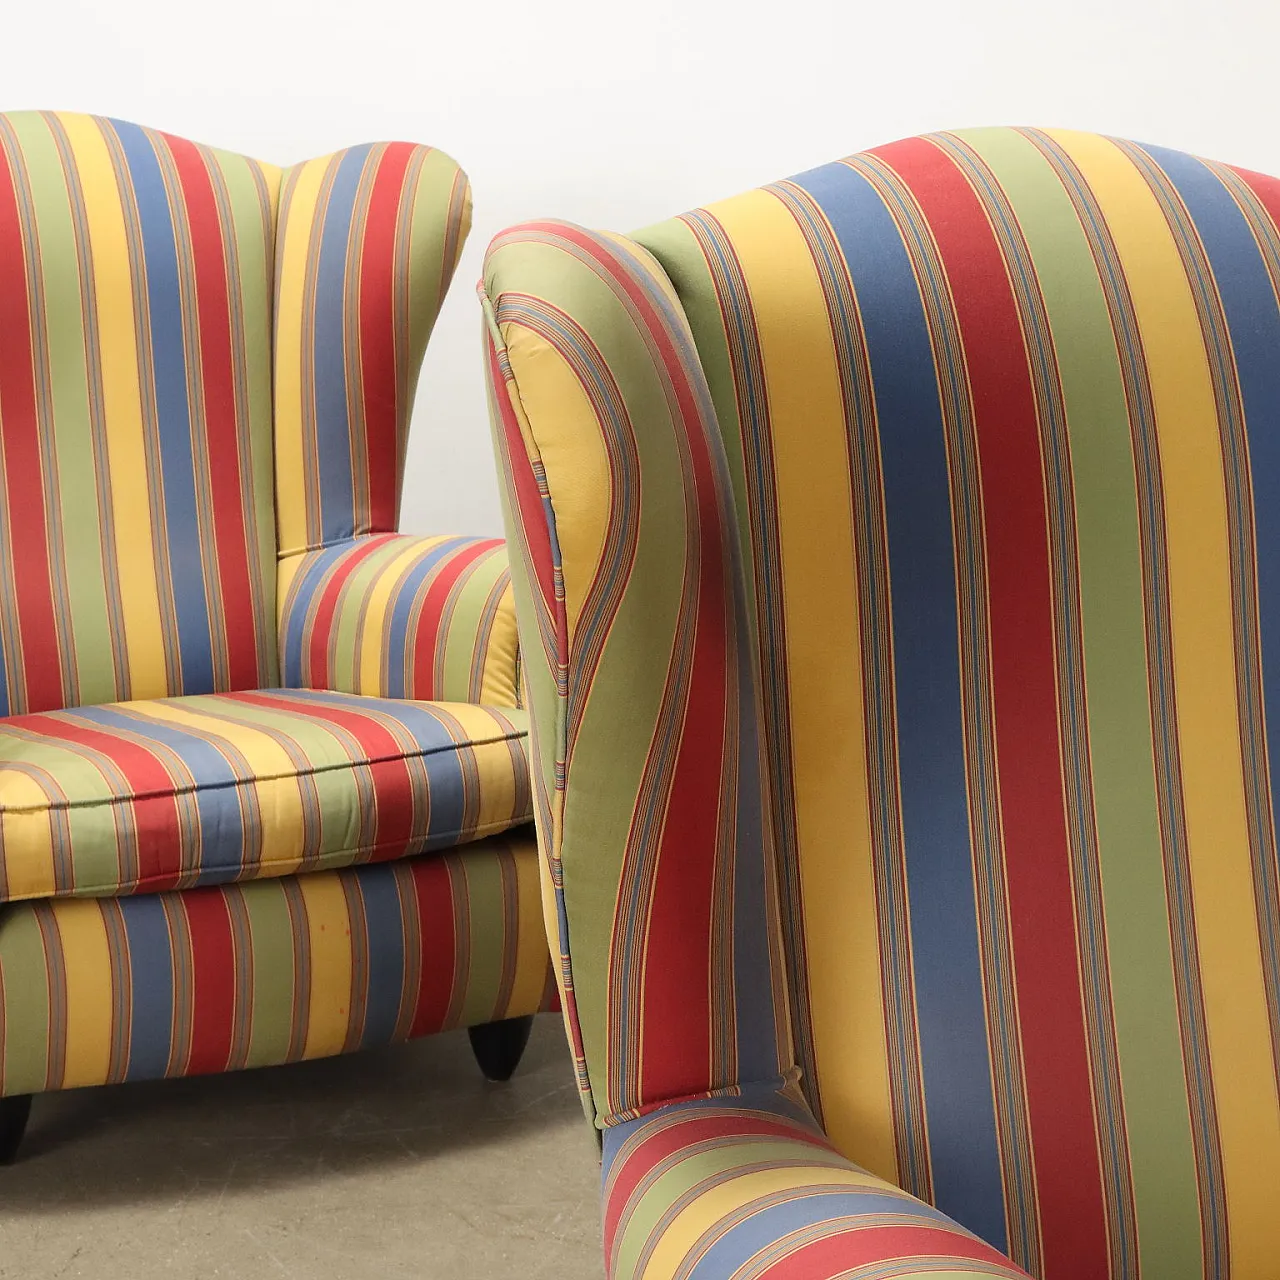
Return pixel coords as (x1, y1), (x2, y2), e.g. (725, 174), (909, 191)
(1, 1017), (596, 1211)
(0, 1019), (603, 1279)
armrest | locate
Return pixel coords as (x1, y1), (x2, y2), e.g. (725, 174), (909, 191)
(278, 533), (520, 706)
(603, 1080), (1030, 1280)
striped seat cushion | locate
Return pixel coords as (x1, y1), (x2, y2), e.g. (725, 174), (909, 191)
(0, 689), (530, 903)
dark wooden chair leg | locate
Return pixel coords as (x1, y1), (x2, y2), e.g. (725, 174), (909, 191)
(468, 1015), (535, 1082)
(0, 1095), (32, 1166)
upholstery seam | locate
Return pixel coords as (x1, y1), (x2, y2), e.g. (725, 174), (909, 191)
(0, 728), (528, 814)
(4, 816), (537, 904)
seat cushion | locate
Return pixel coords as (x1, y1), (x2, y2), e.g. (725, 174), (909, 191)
(0, 689), (530, 902)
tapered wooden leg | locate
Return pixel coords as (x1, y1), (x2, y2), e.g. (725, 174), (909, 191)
(467, 1015), (535, 1082)
(0, 1095), (32, 1166)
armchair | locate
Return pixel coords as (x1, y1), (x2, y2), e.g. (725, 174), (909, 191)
(0, 111), (553, 1163)
(482, 128), (1280, 1278)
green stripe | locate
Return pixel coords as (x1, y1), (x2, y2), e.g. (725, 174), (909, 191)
(10, 114), (118, 708)
(612, 1136), (852, 1280)
(239, 877), (300, 1068)
(214, 147), (279, 683)
(457, 852), (505, 1026)
(440, 546), (507, 701)
(634, 217), (759, 629)
(961, 127), (1201, 1277)
(330, 539), (406, 688)
(488, 239), (703, 1111)
(0, 905), (52, 1093)
(408, 148), (465, 365)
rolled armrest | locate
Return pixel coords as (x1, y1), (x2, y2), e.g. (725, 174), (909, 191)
(278, 533), (519, 706)
(603, 1081), (1030, 1280)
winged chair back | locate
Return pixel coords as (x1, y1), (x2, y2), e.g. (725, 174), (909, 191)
(0, 112), (470, 716)
(482, 128), (1280, 1279)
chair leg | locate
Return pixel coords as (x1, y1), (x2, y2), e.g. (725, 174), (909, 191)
(0, 1095), (32, 1166)
(468, 1015), (535, 1083)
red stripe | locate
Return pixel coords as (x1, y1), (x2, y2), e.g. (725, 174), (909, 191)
(873, 136), (1109, 1269)
(1230, 163), (1280, 232)
(182, 888), (237, 1075)
(18, 712), (183, 889)
(0, 145), (64, 713)
(409, 856), (457, 1035)
(304, 534), (397, 686)
(535, 225), (730, 1106)
(603, 1113), (831, 1257)
(756, 1222), (1023, 1276)
(229, 690), (415, 856)
(409, 538), (496, 699)
(640, 554), (725, 1101)
(358, 144), (416, 532)
(164, 134), (260, 692)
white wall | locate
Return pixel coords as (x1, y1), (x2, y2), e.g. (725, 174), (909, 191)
(6, 0), (1277, 536)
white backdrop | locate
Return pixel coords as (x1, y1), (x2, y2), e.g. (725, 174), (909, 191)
(6, 0), (1277, 535)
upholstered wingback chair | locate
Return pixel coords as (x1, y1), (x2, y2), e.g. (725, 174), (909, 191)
(0, 111), (553, 1164)
(481, 129), (1280, 1279)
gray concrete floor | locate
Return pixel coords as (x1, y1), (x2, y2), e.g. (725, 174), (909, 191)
(0, 1018), (602, 1279)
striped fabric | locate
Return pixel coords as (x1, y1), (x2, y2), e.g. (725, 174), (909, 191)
(0, 111), (280, 716)
(0, 832), (555, 1096)
(0, 114), (547, 1113)
(482, 129), (1280, 1279)
(274, 141), (472, 557)
(604, 1081), (1028, 1280)
(0, 689), (530, 903)
(483, 228), (792, 1131)
(279, 533), (520, 708)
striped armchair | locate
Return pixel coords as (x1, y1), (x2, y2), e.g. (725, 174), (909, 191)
(0, 112), (553, 1164)
(481, 130), (1280, 1279)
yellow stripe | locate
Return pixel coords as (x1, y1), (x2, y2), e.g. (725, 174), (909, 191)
(502, 319), (611, 652)
(1051, 129), (1280, 1270)
(275, 158), (328, 557)
(479, 580), (520, 708)
(299, 873), (353, 1060)
(277, 551), (306, 631)
(356, 536), (449, 693)
(54, 898), (114, 1089)
(506, 835), (550, 1015)
(58, 113), (169, 698)
(706, 188), (897, 1182)
(0, 773), (57, 900)
(639, 1163), (894, 1280)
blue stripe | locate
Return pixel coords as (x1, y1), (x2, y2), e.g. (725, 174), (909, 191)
(71, 704), (247, 883)
(246, 689), (486, 844)
(111, 120), (215, 694)
(0, 618), (9, 715)
(280, 540), (359, 687)
(685, 1186), (959, 1280)
(119, 893), (176, 1080)
(795, 160), (1008, 1249)
(357, 866), (408, 1048)
(383, 536), (471, 698)
(313, 146), (372, 544)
